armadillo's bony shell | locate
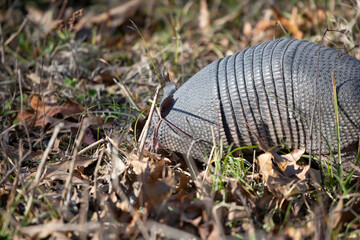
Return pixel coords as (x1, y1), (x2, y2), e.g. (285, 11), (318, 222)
(146, 38), (360, 171)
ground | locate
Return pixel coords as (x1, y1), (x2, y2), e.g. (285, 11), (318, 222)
(0, 0), (359, 239)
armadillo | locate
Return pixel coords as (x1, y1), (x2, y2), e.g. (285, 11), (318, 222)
(145, 38), (360, 171)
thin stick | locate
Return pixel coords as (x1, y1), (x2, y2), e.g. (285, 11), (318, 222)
(61, 118), (90, 206)
(69, 40), (80, 78)
(212, 204), (226, 239)
(6, 139), (23, 210)
(203, 146), (215, 182)
(113, 77), (141, 112)
(203, 126), (217, 182)
(56, 0), (69, 19)
(79, 186), (90, 240)
(0, 23), (5, 64)
(4, 18), (28, 46)
(24, 122), (64, 216)
(0, 123), (19, 137)
(185, 139), (202, 180)
(93, 146), (105, 202)
(0, 160), (16, 186)
(17, 69), (32, 160)
(34, 122), (64, 184)
(77, 138), (105, 156)
(137, 85), (161, 160)
(251, 150), (256, 188)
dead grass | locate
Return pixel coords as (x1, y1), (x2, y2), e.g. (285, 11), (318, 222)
(0, 0), (360, 239)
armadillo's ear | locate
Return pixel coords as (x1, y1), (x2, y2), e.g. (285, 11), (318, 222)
(160, 82), (177, 118)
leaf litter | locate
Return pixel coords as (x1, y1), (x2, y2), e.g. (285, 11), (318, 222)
(16, 95), (84, 129)
(0, 1), (360, 239)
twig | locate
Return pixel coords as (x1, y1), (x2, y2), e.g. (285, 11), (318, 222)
(0, 158), (17, 186)
(93, 146), (105, 202)
(251, 150), (256, 188)
(56, 0), (69, 20)
(203, 145), (215, 182)
(185, 139), (202, 180)
(17, 69), (32, 159)
(24, 122), (64, 216)
(0, 23), (5, 64)
(105, 131), (129, 158)
(33, 122), (64, 185)
(4, 17), (28, 46)
(77, 138), (105, 156)
(105, 141), (126, 173)
(69, 40), (80, 78)
(61, 118), (91, 206)
(137, 85), (161, 160)
(79, 186), (90, 240)
(6, 139), (23, 210)
(0, 123), (19, 137)
(212, 204), (226, 239)
(113, 77), (141, 112)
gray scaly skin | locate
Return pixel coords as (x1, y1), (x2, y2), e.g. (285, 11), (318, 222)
(145, 38), (360, 172)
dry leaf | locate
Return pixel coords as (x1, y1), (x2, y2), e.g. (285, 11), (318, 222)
(5, 145), (42, 163)
(271, 5), (303, 39)
(75, 0), (141, 31)
(16, 95), (83, 128)
(206, 221), (222, 240)
(26, 6), (60, 32)
(257, 151), (310, 198)
(198, 221), (221, 240)
(253, 19), (275, 35)
(26, 73), (41, 84)
(46, 169), (85, 184)
(273, 148), (308, 179)
(284, 227), (302, 240)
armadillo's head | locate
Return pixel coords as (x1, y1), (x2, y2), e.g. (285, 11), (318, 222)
(143, 80), (216, 162)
